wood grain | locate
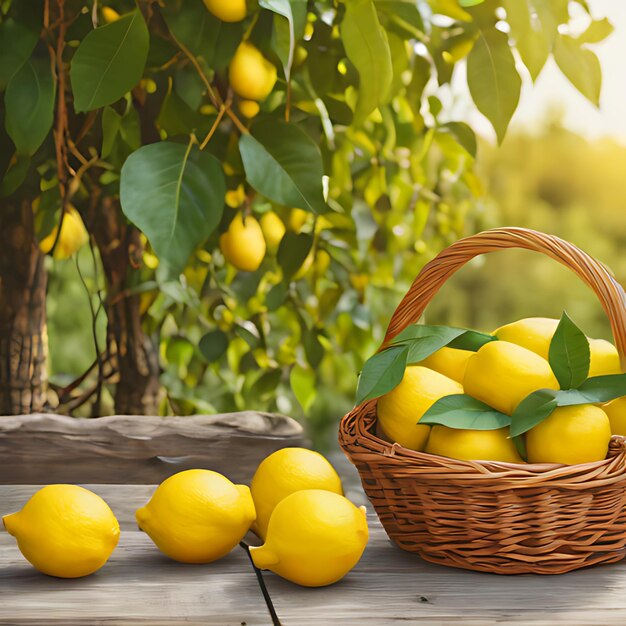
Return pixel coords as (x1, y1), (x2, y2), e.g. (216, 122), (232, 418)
(3, 485), (626, 625)
(0, 412), (305, 485)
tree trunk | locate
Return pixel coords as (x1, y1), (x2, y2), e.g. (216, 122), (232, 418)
(90, 196), (160, 415)
(0, 201), (48, 414)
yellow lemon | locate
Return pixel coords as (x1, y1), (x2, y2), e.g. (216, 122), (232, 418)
(239, 99), (260, 118)
(315, 249), (331, 275)
(203, 0), (246, 22)
(600, 396), (626, 435)
(419, 347), (473, 384)
(229, 42), (277, 101)
(39, 206), (89, 259)
(494, 317), (621, 377)
(251, 447), (343, 539)
(425, 426), (523, 463)
(250, 490), (368, 587)
(101, 6), (120, 23)
(136, 469), (255, 563)
(377, 365), (463, 451)
(219, 213), (266, 271)
(260, 211), (285, 252)
(464, 341), (559, 415)
(526, 404), (611, 465)
(2, 485), (119, 578)
(288, 207), (309, 231)
(589, 338), (622, 377)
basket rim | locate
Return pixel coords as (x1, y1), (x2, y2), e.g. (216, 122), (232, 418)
(340, 399), (626, 482)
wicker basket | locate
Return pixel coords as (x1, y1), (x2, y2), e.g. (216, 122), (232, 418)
(339, 227), (626, 575)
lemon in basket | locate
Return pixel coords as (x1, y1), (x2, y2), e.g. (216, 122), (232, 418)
(419, 346), (473, 384)
(603, 396), (626, 435)
(425, 426), (523, 463)
(377, 365), (463, 451)
(2, 485), (119, 578)
(250, 489), (368, 587)
(526, 404), (611, 464)
(136, 469), (255, 563)
(251, 447), (343, 539)
(494, 317), (621, 377)
(464, 341), (558, 415)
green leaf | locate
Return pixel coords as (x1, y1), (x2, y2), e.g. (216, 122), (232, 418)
(0, 19), (39, 90)
(277, 232), (313, 280)
(199, 329), (229, 362)
(157, 86), (210, 137)
(266, 282), (288, 311)
(101, 106), (122, 158)
(439, 122), (477, 158)
(161, 0), (241, 70)
(239, 118), (327, 214)
(290, 364), (316, 412)
(503, 0), (549, 82)
(261, 0), (307, 82)
(448, 329), (495, 351)
(459, 0), (484, 6)
(341, 0), (393, 124)
(420, 394), (511, 430)
(376, 1), (425, 37)
(554, 34), (601, 106)
(510, 389), (559, 437)
(577, 18), (613, 45)
(556, 374), (626, 406)
(70, 10), (149, 112)
(120, 141), (226, 274)
(5, 57), (56, 156)
(467, 27), (522, 143)
(0, 154), (31, 197)
(355, 344), (409, 404)
(548, 312), (590, 389)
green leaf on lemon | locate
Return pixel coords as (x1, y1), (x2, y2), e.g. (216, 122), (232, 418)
(420, 394), (511, 430)
(509, 389), (559, 437)
(548, 311), (590, 389)
(355, 344), (409, 404)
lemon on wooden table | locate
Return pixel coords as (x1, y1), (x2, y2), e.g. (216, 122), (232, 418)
(463, 341), (558, 415)
(419, 346), (473, 384)
(39, 206), (89, 260)
(229, 42), (277, 101)
(251, 447), (343, 539)
(136, 469), (255, 563)
(250, 489), (368, 587)
(425, 426), (523, 463)
(603, 396), (626, 435)
(203, 0), (247, 22)
(494, 317), (621, 377)
(377, 365), (463, 451)
(526, 404), (611, 465)
(2, 485), (119, 578)
(219, 212), (266, 271)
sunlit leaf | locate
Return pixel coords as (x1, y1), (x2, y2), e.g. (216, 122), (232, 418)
(554, 34), (601, 106)
(467, 27), (521, 143)
(341, 0), (393, 124)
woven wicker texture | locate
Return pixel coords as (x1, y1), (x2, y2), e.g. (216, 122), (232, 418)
(339, 227), (626, 574)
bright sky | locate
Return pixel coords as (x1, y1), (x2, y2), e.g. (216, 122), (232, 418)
(461, 0), (626, 143)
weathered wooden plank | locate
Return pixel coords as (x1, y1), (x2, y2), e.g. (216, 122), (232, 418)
(4, 485), (626, 625)
(0, 412), (306, 484)
(0, 533), (268, 625)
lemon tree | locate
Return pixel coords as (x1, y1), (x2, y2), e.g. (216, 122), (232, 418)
(0, 1), (612, 432)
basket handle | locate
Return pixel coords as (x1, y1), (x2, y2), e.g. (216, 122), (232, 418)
(380, 227), (626, 368)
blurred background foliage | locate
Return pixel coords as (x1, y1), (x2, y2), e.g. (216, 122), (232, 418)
(48, 114), (626, 447)
(1, 0), (616, 447)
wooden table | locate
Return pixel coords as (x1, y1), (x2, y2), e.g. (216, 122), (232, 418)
(3, 485), (626, 625)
